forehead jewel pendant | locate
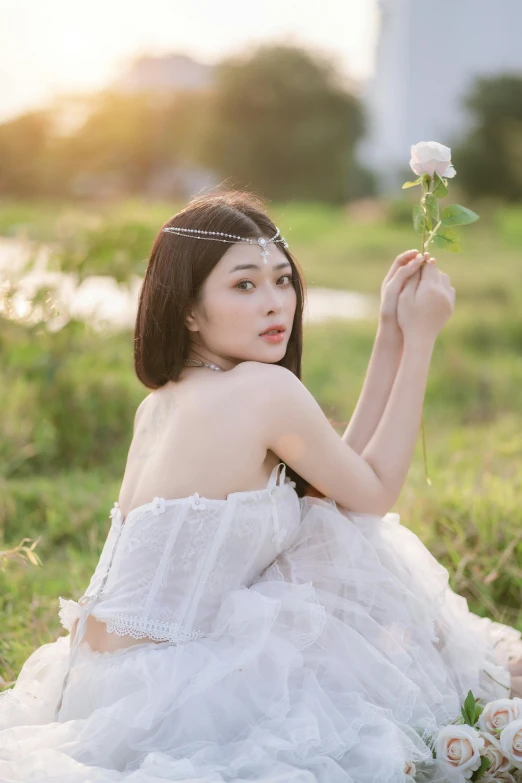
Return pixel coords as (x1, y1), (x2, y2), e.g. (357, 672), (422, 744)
(257, 236), (269, 263)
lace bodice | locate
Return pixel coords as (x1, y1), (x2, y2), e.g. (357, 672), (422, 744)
(58, 463), (300, 648)
(54, 463), (301, 719)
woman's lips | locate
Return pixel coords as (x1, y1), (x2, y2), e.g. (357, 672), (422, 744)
(260, 330), (285, 343)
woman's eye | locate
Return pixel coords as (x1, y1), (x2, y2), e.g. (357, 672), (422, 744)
(235, 275), (293, 291)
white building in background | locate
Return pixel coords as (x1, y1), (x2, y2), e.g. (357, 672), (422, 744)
(357, 0), (522, 194)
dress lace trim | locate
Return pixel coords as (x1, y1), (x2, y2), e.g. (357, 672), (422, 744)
(103, 614), (206, 644)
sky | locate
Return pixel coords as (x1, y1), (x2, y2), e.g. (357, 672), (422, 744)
(0, 0), (380, 122)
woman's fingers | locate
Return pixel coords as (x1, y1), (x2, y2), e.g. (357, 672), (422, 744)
(383, 249), (421, 287)
(421, 264), (456, 311)
(429, 266), (452, 291)
(385, 253), (426, 295)
(398, 267), (422, 299)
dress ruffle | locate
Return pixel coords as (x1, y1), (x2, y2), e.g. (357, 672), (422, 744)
(1, 496), (521, 782)
(58, 596), (82, 632)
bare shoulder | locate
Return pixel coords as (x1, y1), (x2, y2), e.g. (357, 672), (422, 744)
(133, 392), (153, 430)
(230, 361), (313, 426)
(232, 360), (302, 394)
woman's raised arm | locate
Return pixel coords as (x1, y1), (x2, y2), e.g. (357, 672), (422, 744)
(342, 250), (430, 454)
(250, 261), (455, 515)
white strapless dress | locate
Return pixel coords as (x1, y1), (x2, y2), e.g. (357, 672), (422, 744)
(1, 462), (521, 782)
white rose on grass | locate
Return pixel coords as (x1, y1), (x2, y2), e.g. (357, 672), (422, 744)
(479, 731), (512, 774)
(436, 724), (485, 779)
(410, 141), (457, 179)
(479, 698), (522, 733)
(501, 719), (522, 769)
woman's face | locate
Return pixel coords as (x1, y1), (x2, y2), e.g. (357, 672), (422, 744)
(185, 240), (297, 369)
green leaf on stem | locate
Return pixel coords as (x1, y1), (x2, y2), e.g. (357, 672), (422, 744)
(474, 703), (484, 719)
(432, 226), (461, 252)
(463, 690), (477, 725)
(402, 176), (423, 189)
(412, 205), (426, 235)
(441, 204), (480, 226)
(433, 172), (448, 198)
(421, 174), (431, 193)
(425, 194), (440, 223)
(471, 756), (491, 781)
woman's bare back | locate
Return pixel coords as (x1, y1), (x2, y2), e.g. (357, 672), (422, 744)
(77, 363), (281, 654)
(118, 363), (281, 519)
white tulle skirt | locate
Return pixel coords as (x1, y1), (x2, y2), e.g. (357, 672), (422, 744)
(1, 496), (521, 783)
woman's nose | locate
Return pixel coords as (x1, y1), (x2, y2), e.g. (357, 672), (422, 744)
(265, 290), (284, 312)
(264, 281), (285, 306)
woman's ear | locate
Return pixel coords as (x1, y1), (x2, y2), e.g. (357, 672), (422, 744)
(184, 308), (199, 333)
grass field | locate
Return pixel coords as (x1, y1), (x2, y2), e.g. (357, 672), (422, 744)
(1, 196), (521, 688)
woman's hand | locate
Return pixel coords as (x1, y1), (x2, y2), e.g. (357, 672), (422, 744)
(380, 250), (431, 334)
(398, 258), (455, 342)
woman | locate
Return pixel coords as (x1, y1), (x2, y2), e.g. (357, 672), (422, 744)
(1, 189), (521, 782)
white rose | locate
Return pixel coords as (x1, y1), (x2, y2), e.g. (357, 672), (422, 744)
(436, 724), (485, 779)
(479, 731), (512, 774)
(404, 760), (416, 778)
(479, 698), (522, 733)
(482, 774), (517, 783)
(501, 719), (522, 769)
(410, 141), (457, 179)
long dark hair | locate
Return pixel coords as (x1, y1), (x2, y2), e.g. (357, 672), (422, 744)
(134, 189), (310, 496)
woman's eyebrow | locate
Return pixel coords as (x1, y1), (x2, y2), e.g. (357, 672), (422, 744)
(229, 262), (292, 273)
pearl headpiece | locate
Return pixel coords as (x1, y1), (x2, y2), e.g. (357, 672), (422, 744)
(161, 225), (289, 263)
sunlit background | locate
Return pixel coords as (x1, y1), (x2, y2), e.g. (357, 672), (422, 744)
(1, 0), (522, 685)
(1, 0), (378, 122)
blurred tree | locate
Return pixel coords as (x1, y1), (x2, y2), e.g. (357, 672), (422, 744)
(199, 44), (369, 204)
(453, 74), (522, 202)
(0, 44), (373, 202)
(0, 110), (57, 197)
(60, 90), (207, 197)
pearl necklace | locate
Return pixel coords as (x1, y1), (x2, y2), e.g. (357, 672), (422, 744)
(184, 358), (225, 372)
